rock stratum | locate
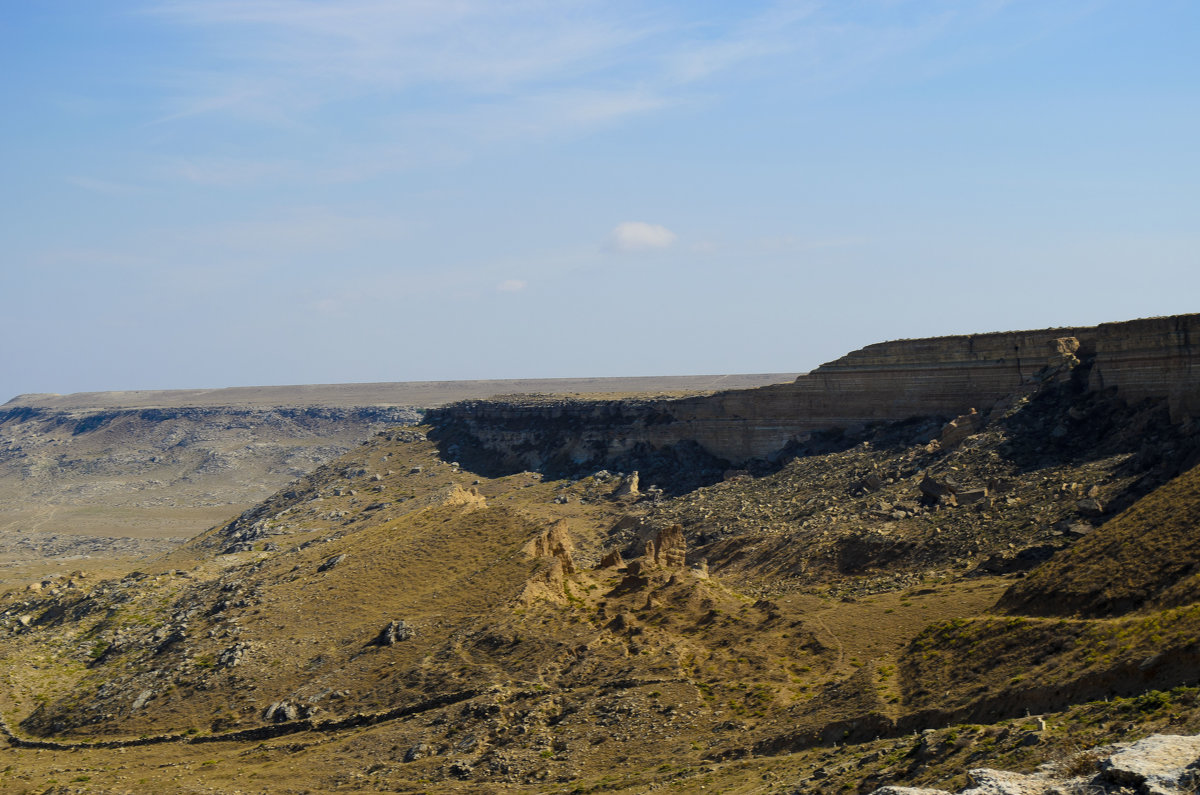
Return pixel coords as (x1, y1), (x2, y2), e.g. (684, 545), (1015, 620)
(429, 314), (1200, 477)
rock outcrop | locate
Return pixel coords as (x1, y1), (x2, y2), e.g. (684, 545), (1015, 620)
(872, 733), (1200, 795)
(521, 519), (575, 575)
(518, 519), (577, 604)
(645, 524), (687, 568)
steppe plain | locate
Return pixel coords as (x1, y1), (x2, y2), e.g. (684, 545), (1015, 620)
(0, 375), (793, 590)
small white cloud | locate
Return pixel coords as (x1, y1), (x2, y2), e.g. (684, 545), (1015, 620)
(496, 279), (526, 292)
(607, 221), (676, 253)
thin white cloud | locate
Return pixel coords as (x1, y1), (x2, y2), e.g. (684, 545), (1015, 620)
(608, 222), (677, 253)
(139, 0), (1060, 184)
(496, 279), (527, 293)
(146, 1), (658, 113)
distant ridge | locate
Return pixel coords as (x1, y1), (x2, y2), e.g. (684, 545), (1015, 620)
(4, 373), (800, 412)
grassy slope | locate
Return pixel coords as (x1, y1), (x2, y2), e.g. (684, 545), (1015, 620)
(1, 387), (1200, 792)
(999, 460), (1200, 617)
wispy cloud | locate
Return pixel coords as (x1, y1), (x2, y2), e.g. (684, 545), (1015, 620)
(145, 1), (659, 118)
(141, 1), (1052, 184)
(607, 221), (677, 253)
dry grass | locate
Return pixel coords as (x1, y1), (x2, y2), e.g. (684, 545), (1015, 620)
(1001, 461), (1200, 617)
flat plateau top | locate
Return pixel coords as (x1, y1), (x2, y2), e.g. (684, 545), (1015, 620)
(5, 374), (800, 412)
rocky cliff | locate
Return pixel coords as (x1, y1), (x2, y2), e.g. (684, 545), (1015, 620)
(429, 314), (1200, 474)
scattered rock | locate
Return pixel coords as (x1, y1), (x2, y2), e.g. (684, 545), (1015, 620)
(403, 743), (432, 762)
(218, 642), (247, 668)
(448, 760), (474, 779)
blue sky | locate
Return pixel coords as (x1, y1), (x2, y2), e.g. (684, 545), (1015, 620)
(2, 1), (1198, 400)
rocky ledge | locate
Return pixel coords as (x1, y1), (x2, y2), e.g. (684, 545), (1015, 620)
(874, 733), (1200, 795)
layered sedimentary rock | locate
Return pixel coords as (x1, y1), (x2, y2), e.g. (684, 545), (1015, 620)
(430, 314), (1200, 470)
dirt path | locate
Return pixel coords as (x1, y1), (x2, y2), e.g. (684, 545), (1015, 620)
(812, 613), (845, 669)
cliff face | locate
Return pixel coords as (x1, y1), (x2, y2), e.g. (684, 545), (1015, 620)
(430, 314), (1200, 471)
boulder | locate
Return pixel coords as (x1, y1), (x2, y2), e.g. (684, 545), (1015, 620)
(263, 701), (300, 723)
(869, 733), (1200, 795)
(939, 409), (982, 448)
(957, 488), (989, 506)
(614, 471), (640, 498)
(130, 689), (154, 712)
(598, 550), (624, 569)
(375, 620), (415, 646)
(919, 474), (959, 506)
(1099, 734), (1200, 793)
(318, 553), (347, 572)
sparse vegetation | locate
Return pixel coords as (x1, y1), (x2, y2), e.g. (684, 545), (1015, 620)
(0, 334), (1197, 792)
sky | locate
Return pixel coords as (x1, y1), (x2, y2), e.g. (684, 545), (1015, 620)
(2, 1), (1198, 400)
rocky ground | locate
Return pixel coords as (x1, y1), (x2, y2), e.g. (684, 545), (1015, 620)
(0, 370), (1199, 792)
(0, 375), (794, 593)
